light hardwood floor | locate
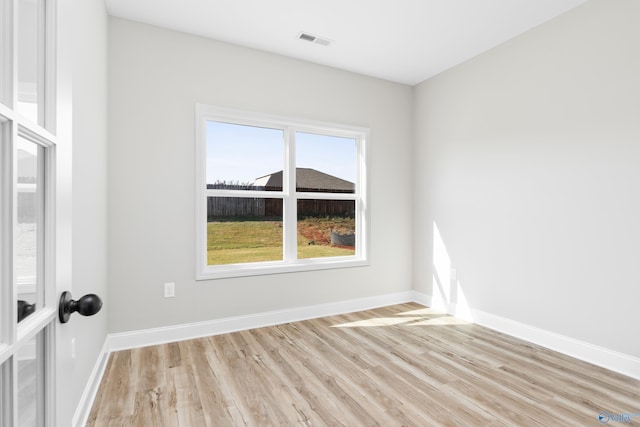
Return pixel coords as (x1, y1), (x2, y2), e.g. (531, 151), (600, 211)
(87, 303), (640, 426)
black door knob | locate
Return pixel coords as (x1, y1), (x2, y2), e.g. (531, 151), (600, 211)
(58, 291), (103, 323)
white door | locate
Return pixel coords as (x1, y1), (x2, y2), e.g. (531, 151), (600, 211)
(0, 0), (74, 425)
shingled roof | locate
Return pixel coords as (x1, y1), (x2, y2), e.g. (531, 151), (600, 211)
(253, 168), (354, 193)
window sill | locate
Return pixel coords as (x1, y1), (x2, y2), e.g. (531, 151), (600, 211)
(196, 257), (369, 281)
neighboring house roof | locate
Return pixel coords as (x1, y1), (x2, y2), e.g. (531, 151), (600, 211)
(254, 168), (354, 192)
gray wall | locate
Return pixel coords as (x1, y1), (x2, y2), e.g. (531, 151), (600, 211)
(107, 18), (414, 333)
(71, 0), (108, 415)
(413, 0), (640, 357)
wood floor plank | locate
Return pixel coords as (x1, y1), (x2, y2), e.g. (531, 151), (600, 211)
(87, 303), (640, 426)
(129, 346), (172, 426)
(182, 338), (233, 426)
(86, 350), (136, 424)
(172, 364), (210, 427)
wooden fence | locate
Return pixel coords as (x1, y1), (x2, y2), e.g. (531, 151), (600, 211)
(295, 199), (355, 218)
(207, 196), (266, 218)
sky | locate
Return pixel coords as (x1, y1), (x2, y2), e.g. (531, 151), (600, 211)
(206, 120), (356, 185)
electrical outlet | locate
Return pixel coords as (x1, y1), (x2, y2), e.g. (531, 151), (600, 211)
(164, 282), (175, 298)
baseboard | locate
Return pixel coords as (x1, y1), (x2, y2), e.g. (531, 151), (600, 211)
(411, 292), (640, 380)
(410, 290), (432, 307)
(107, 291), (416, 352)
(72, 339), (111, 427)
(471, 307), (640, 380)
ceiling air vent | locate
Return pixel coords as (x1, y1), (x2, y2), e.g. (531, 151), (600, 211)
(298, 32), (332, 46)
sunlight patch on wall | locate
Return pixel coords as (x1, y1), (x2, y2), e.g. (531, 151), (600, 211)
(433, 222), (451, 310)
(454, 281), (473, 321)
(432, 221), (473, 321)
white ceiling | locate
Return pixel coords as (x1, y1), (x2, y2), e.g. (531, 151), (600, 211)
(105, 0), (587, 86)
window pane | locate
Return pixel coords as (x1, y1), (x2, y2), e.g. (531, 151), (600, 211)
(207, 197), (283, 265)
(16, 137), (43, 323)
(297, 199), (356, 259)
(296, 132), (356, 193)
(17, 0), (43, 123)
(206, 121), (284, 190)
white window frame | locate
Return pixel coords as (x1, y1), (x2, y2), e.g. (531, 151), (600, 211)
(195, 104), (370, 280)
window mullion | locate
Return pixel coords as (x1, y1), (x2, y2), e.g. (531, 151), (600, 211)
(283, 127), (297, 262)
(295, 192), (356, 201)
(356, 134), (368, 259)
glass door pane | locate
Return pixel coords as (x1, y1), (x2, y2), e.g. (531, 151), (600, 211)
(17, 330), (45, 427)
(0, 117), (7, 346)
(0, 0), (11, 108)
(16, 137), (44, 324)
(0, 361), (10, 426)
(0, 363), (4, 421)
(17, 0), (44, 124)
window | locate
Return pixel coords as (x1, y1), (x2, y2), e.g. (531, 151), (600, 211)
(195, 105), (369, 279)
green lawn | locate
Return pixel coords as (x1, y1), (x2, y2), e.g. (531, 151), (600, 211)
(207, 217), (355, 265)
